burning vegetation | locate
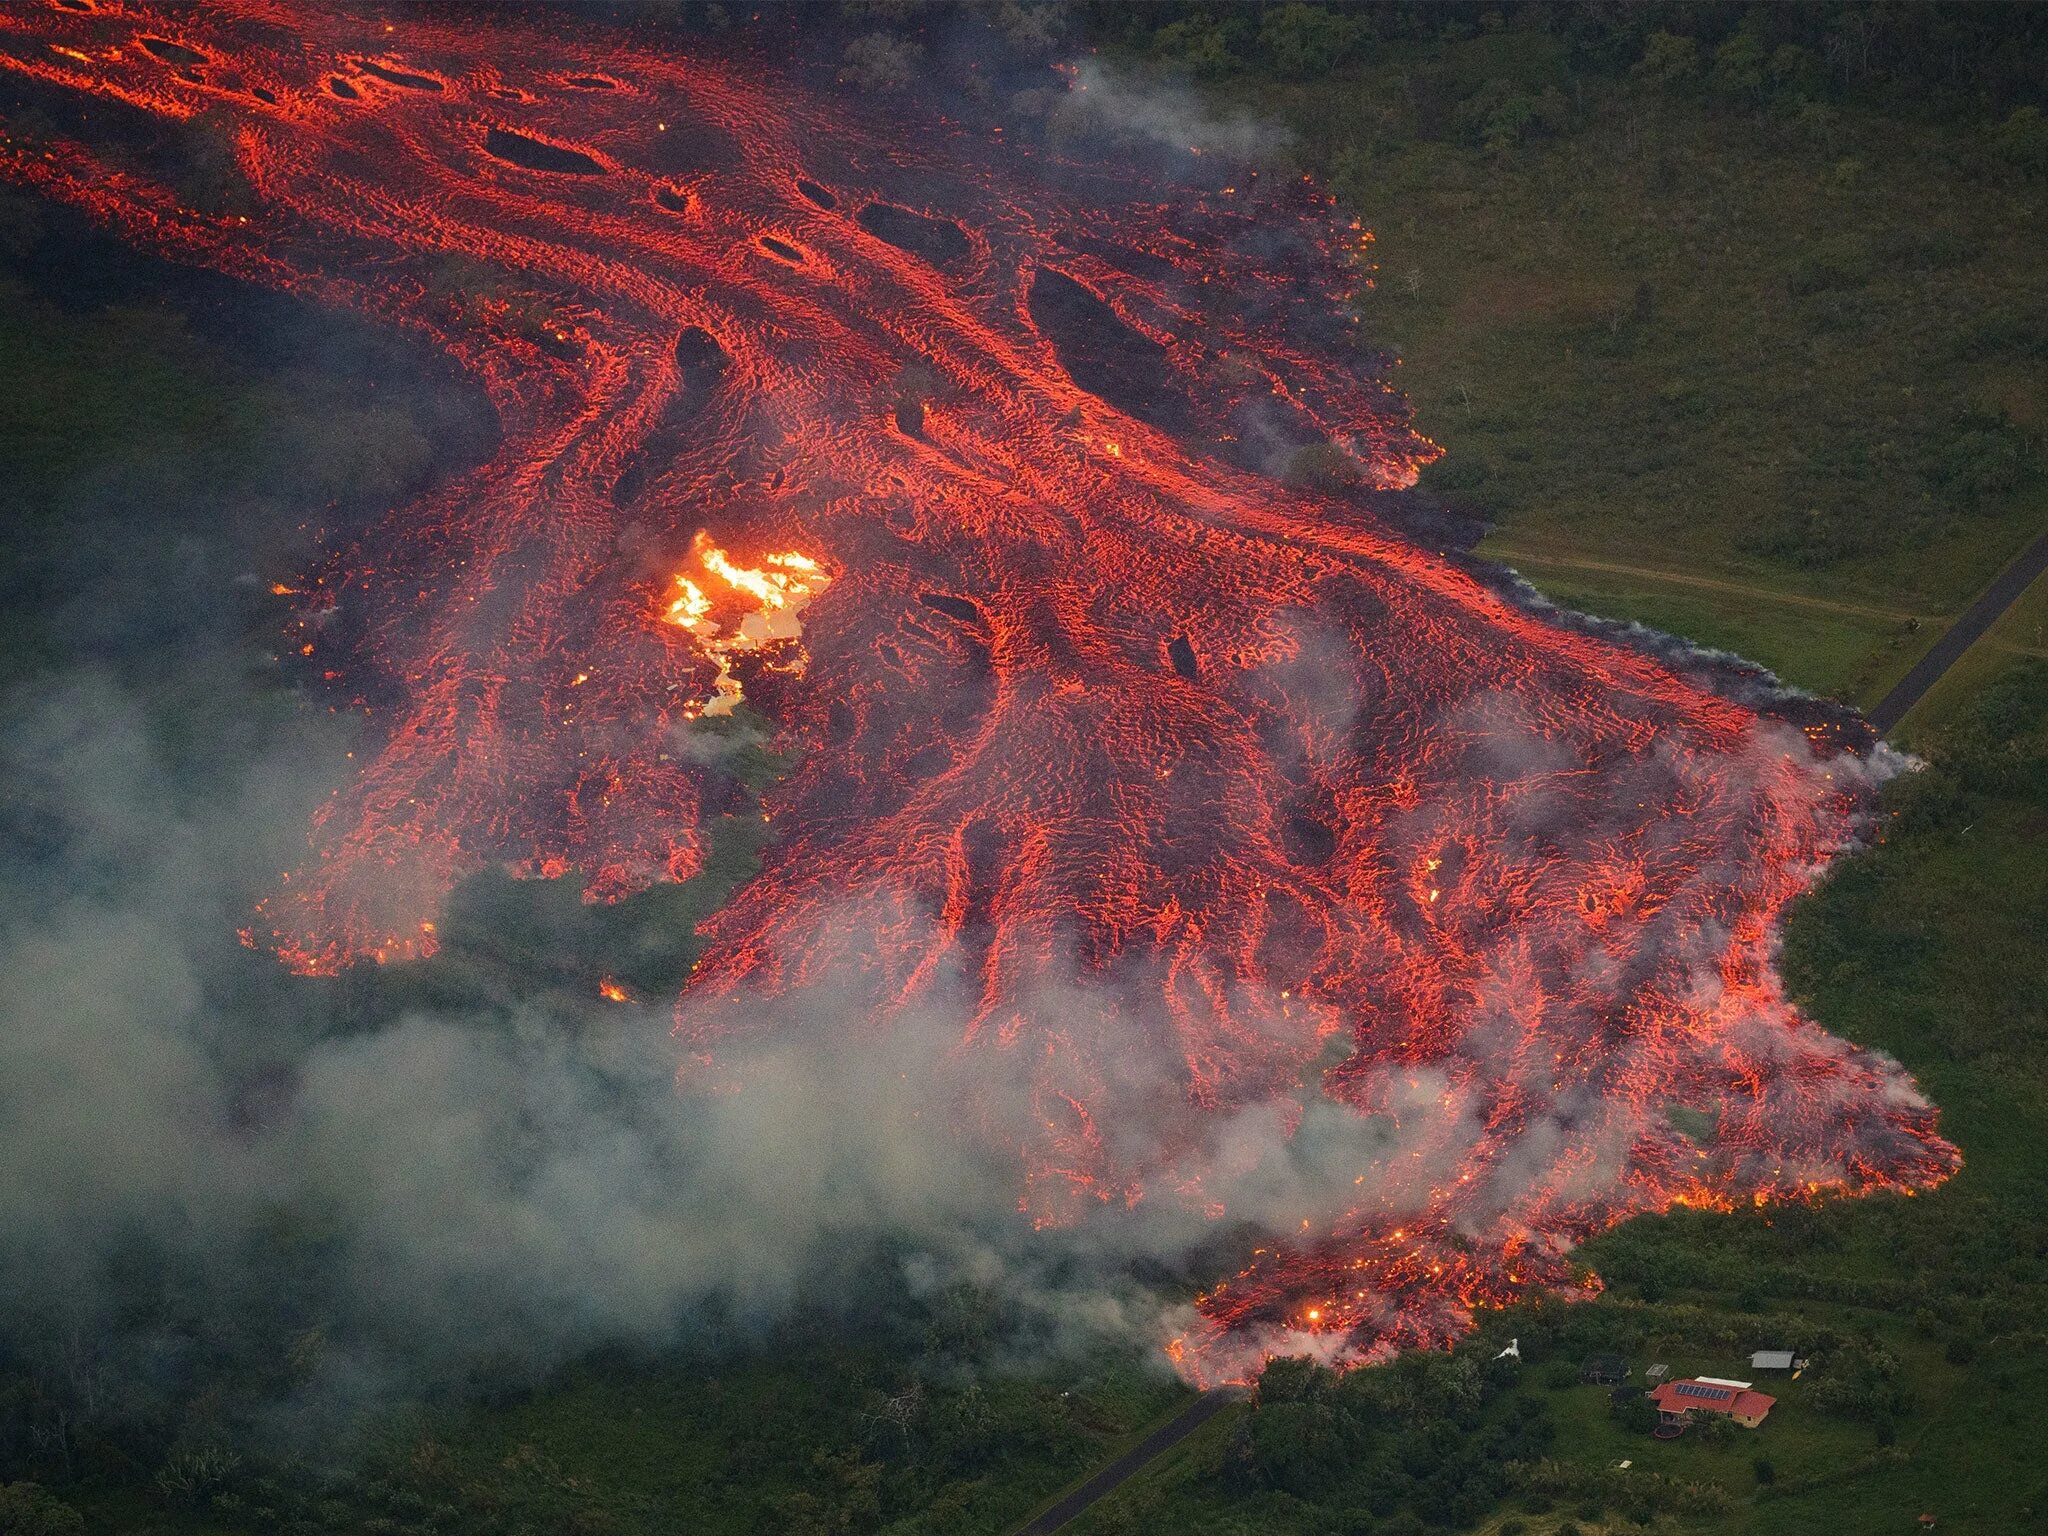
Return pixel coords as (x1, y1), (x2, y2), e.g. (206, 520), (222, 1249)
(0, 0), (1957, 1384)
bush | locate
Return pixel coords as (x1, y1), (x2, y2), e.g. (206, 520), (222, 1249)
(1937, 426), (2028, 508)
(1991, 105), (2048, 174)
(1419, 452), (1489, 493)
(0, 1483), (84, 1536)
(1754, 1456), (1777, 1485)
(839, 34), (923, 93)
(1634, 32), (1699, 87)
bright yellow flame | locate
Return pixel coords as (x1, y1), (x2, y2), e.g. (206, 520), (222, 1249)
(661, 537), (829, 715)
(667, 574), (712, 629)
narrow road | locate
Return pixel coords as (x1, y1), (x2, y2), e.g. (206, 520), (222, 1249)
(1867, 527), (2048, 734)
(1011, 1389), (1243, 1535)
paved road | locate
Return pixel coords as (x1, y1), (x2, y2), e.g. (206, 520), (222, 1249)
(996, 535), (2048, 1536)
(1867, 527), (2048, 734)
(1011, 1389), (1243, 1535)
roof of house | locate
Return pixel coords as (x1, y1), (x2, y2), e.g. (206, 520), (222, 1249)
(1751, 1349), (1796, 1369)
(1649, 1379), (1777, 1420)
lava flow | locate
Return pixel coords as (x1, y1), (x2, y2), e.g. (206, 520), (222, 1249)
(0, 1), (1957, 1383)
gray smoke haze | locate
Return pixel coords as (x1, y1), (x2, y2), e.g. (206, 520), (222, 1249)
(1055, 58), (1294, 166)
(0, 667), (1367, 1435)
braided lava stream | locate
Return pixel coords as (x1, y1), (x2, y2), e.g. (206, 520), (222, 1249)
(0, 1), (1957, 1384)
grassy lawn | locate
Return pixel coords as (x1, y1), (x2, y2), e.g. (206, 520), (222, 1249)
(1897, 562), (2048, 739)
(1505, 555), (1933, 703)
(1203, 24), (2045, 708)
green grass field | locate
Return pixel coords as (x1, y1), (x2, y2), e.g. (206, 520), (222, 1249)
(1190, 21), (2045, 723)
(1054, 11), (2048, 1533)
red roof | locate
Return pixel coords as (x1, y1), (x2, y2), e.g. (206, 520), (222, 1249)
(1649, 1379), (1776, 1421)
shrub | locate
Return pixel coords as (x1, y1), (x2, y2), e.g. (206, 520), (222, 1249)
(1991, 105), (2048, 174)
(839, 34), (923, 93)
(1634, 31), (1700, 87)
(1419, 452), (1489, 493)
(0, 1483), (85, 1536)
(1937, 426), (2028, 508)
(1258, 4), (1361, 79)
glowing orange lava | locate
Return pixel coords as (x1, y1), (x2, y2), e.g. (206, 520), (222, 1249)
(664, 536), (830, 717)
(0, 0), (1956, 1384)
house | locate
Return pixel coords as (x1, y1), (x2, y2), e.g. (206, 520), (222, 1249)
(1750, 1349), (1796, 1372)
(1581, 1353), (1630, 1386)
(1649, 1376), (1777, 1429)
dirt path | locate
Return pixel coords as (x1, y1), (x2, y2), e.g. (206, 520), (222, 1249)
(1488, 547), (1932, 623)
(1010, 1390), (1242, 1535)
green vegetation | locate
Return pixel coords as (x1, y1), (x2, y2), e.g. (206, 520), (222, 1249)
(4, 9), (2045, 1535)
(1046, 6), (2048, 1532)
(1069, 659), (2048, 1529)
(0, 192), (1192, 1536)
(1096, 1), (2047, 713)
(55, 1314), (1185, 1536)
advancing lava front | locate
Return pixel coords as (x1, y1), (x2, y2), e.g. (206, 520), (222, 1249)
(0, 1), (1957, 1383)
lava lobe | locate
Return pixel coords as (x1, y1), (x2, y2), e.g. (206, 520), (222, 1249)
(0, 0), (1957, 1384)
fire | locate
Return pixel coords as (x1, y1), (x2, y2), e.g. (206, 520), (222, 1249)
(598, 978), (633, 1003)
(663, 535), (830, 716)
(0, 0), (1957, 1387)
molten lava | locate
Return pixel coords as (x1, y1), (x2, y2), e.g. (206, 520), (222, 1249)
(0, 1), (1957, 1382)
(665, 536), (829, 718)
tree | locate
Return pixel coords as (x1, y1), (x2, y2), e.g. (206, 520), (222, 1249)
(1151, 15), (1250, 80)
(1991, 106), (2048, 175)
(840, 34), (922, 93)
(1612, 1393), (1660, 1435)
(1633, 31), (1699, 87)
(1248, 1400), (1344, 1496)
(1258, 1354), (1334, 1406)
(0, 1484), (84, 1536)
(1711, 31), (1768, 99)
(1259, 4), (1359, 79)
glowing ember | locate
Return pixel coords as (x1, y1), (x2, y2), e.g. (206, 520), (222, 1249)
(0, 1), (1956, 1384)
(664, 535), (830, 717)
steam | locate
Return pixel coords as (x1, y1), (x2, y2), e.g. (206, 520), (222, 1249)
(1055, 58), (1293, 165)
(0, 673), (1256, 1429)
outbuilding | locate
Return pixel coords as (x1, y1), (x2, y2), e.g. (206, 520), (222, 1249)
(1750, 1349), (1796, 1372)
(1581, 1353), (1630, 1386)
